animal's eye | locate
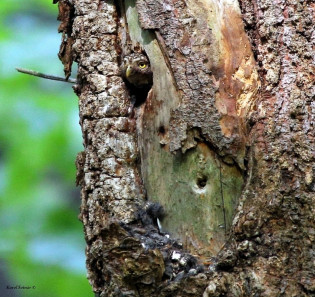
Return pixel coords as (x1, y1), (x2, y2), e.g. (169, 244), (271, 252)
(138, 62), (147, 69)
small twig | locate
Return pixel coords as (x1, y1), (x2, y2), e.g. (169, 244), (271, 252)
(16, 67), (76, 83)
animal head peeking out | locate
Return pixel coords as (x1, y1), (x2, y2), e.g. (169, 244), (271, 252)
(121, 52), (153, 88)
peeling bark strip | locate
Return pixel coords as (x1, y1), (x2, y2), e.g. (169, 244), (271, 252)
(56, 0), (314, 296)
(57, 0), (75, 79)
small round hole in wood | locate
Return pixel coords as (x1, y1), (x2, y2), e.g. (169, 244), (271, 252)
(196, 176), (207, 188)
(158, 126), (166, 135)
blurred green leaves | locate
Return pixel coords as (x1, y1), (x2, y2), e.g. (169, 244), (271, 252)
(0, 1), (92, 297)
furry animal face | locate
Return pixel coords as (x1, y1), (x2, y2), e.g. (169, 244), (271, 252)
(121, 53), (153, 88)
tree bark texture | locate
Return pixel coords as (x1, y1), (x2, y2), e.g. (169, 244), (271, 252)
(56, 0), (314, 296)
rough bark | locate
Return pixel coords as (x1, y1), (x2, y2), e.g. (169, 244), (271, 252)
(56, 0), (314, 296)
(207, 0), (314, 295)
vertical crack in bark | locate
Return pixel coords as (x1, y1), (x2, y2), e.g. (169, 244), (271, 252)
(154, 31), (180, 92)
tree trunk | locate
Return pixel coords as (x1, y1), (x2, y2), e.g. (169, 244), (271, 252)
(56, 0), (314, 296)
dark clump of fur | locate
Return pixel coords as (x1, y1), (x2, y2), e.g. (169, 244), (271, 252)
(136, 202), (165, 226)
(120, 202), (206, 282)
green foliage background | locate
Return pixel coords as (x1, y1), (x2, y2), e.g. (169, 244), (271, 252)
(0, 1), (92, 296)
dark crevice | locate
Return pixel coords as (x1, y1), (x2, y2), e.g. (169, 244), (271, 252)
(158, 125), (166, 135)
(196, 175), (208, 188)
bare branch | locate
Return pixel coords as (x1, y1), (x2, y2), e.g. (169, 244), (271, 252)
(16, 67), (76, 83)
